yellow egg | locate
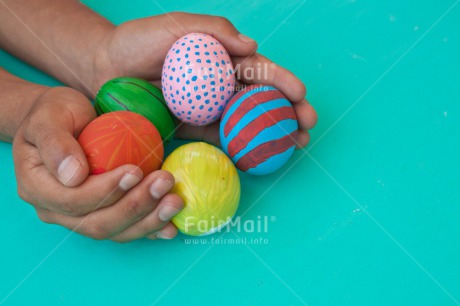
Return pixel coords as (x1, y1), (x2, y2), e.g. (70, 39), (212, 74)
(161, 142), (240, 236)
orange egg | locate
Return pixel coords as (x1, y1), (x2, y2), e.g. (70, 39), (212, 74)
(78, 111), (164, 176)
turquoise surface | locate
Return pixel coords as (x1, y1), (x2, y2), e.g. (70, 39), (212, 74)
(1, 0), (459, 305)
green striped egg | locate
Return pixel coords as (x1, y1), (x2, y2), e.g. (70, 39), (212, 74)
(94, 77), (176, 144)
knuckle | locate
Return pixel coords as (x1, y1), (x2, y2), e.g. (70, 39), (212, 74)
(85, 220), (110, 240)
(59, 203), (76, 216)
(58, 201), (86, 217)
(123, 199), (150, 220)
(26, 108), (49, 132)
(266, 65), (278, 84)
(251, 54), (263, 68)
(17, 185), (32, 204)
(215, 16), (232, 28)
(37, 129), (59, 149)
(58, 192), (94, 217)
(36, 210), (53, 224)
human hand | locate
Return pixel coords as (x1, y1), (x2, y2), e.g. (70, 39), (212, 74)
(93, 12), (317, 147)
(13, 87), (183, 242)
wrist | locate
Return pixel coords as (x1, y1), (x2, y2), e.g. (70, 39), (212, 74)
(0, 81), (48, 142)
(89, 28), (121, 99)
(73, 23), (116, 99)
(0, 0), (116, 99)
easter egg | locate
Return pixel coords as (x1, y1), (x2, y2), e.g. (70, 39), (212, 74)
(220, 85), (298, 175)
(161, 142), (240, 236)
(94, 77), (176, 144)
(78, 111), (164, 176)
(161, 33), (236, 126)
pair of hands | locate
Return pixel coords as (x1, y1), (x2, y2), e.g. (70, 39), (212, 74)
(14, 13), (317, 242)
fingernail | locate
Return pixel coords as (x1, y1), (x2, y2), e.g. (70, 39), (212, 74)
(238, 33), (255, 43)
(57, 155), (81, 185)
(150, 178), (173, 199)
(156, 232), (173, 240)
(119, 173), (142, 191)
(159, 205), (181, 222)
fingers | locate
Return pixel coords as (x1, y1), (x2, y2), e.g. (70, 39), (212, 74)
(33, 170), (176, 240)
(291, 99), (317, 149)
(295, 130), (310, 149)
(15, 140), (144, 216)
(293, 99), (318, 131)
(173, 99), (317, 148)
(30, 128), (88, 187)
(110, 193), (183, 242)
(232, 53), (306, 103)
(232, 54), (317, 149)
(146, 223), (179, 240)
(23, 87), (96, 187)
(162, 12), (258, 57)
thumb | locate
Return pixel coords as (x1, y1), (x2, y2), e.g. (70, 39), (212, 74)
(24, 88), (95, 187)
(162, 12), (258, 57)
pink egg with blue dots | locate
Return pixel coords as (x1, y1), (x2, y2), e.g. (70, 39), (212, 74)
(161, 33), (236, 126)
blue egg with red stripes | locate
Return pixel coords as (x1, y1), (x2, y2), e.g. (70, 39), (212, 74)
(220, 85), (298, 175)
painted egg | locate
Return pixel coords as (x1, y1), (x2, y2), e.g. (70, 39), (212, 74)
(220, 85), (298, 175)
(161, 33), (236, 126)
(94, 77), (176, 144)
(78, 111), (164, 176)
(161, 142), (240, 236)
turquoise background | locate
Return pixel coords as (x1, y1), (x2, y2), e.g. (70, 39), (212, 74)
(1, 0), (459, 305)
